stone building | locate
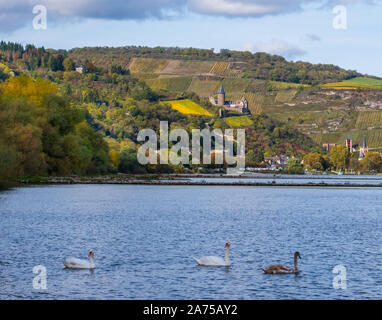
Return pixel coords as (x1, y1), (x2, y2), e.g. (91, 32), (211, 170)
(209, 85), (250, 114)
(345, 136), (352, 153)
(358, 136), (369, 160)
(322, 143), (337, 152)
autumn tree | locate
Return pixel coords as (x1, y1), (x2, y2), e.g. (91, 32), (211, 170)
(109, 149), (120, 170)
(360, 152), (382, 172)
(330, 145), (349, 171)
(63, 57), (75, 71)
(0, 75), (111, 180)
(303, 152), (324, 171)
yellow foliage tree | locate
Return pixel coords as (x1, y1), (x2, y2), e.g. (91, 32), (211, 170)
(109, 149), (120, 169)
(0, 75), (57, 107)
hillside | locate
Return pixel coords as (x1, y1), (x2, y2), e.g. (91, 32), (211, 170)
(67, 46), (362, 85)
(65, 46), (382, 152)
(86, 52), (379, 152)
(2, 42), (382, 175)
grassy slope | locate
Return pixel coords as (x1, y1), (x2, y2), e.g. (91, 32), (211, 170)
(322, 77), (382, 89)
(224, 116), (254, 127)
(146, 76), (192, 92)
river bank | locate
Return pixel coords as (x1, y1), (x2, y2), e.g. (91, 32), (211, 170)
(15, 174), (382, 188)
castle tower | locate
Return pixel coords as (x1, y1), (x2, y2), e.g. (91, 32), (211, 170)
(345, 136), (352, 153)
(217, 85), (225, 106)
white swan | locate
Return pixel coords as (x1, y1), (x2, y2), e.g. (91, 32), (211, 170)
(193, 242), (230, 267)
(63, 250), (95, 269)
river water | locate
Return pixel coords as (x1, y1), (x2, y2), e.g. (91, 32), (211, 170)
(1, 184), (381, 299)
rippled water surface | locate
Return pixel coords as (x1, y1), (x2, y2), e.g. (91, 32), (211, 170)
(1, 184), (381, 299)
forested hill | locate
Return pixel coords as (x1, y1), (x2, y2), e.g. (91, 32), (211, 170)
(67, 46), (363, 85)
(0, 41), (365, 85)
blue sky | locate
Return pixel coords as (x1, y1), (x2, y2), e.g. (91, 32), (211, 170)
(1, 0), (381, 76)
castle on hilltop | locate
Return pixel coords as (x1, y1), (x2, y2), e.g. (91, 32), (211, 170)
(209, 85), (250, 114)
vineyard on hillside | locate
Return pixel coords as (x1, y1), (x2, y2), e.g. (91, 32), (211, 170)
(221, 78), (251, 93)
(188, 79), (220, 97)
(275, 90), (297, 103)
(146, 76), (192, 92)
(310, 129), (382, 148)
(161, 60), (214, 75)
(129, 58), (170, 73)
(209, 62), (229, 74)
(355, 111), (382, 129)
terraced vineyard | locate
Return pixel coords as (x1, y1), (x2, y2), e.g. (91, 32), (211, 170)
(355, 111), (382, 129)
(161, 60), (214, 75)
(221, 78), (250, 93)
(209, 62), (229, 74)
(133, 73), (160, 80)
(270, 81), (308, 89)
(188, 79), (220, 97)
(146, 76), (192, 92)
(129, 58), (170, 73)
(275, 89), (297, 103)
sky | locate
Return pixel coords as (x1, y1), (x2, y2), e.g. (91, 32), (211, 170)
(0, 0), (381, 76)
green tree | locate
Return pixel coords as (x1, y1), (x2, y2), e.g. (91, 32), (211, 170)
(118, 146), (145, 173)
(287, 158), (304, 174)
(330, 145), (349, 171)
(63, 57), (75, 71)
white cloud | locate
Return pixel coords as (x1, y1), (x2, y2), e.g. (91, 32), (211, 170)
(189, 0), (376, 17)
(235, 40), (307, 59)
(0, 0), (376, 33)
(188, 0), (287, 17)
(0, 0), (186, 32)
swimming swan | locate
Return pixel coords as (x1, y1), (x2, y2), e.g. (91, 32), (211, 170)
(262, 251), (301, 274)
(63, 250), (95, 269)
(193, 242), (230, 267)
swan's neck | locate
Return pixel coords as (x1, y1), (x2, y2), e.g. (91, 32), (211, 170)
(89, 256), (94, 265)
(224, 247), (230, 264)
(294, 256), (299, 273)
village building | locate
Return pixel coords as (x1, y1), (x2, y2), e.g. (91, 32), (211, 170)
(345, 136), (353, 153)
(209, 85), (250, 114)
(75, 66), (84, 74)
(358, 136), (369, 160)
(264, 155), (290, 169)
(322, 143), (337, 153)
